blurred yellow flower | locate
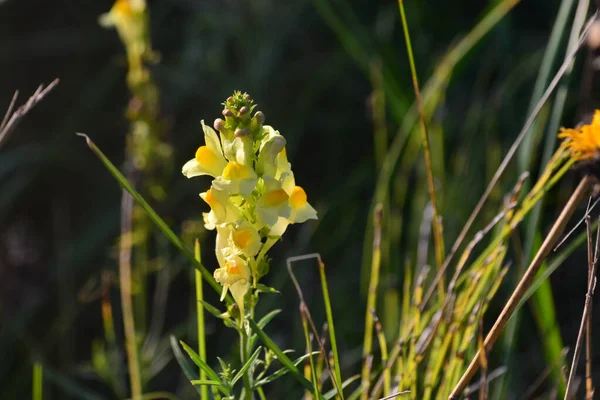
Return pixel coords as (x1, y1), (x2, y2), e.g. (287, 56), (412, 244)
(559, 110), (600, 162)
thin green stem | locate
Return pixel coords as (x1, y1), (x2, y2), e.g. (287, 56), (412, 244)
(319, 258), (344, 399)
(194, 240), (208, 400)
(32, 361), (42, 400)
(240, 328), (252, 400)
(397, 0), (445, 293)
(120, 192), (143, 400)
(361, 205), (383, 399)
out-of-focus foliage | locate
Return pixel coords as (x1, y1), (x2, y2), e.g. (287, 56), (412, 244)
(1, 0), (599, 398)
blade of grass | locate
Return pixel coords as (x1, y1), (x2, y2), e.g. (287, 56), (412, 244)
(449, 175), (593, 398)
(318, 258), (345, 399)
(421, 10), (599, 309)
(76, 133), (228, 302)
(301, 307), (321, 399)
(119, 190), (142, 400)
(32, 361), (42, 400)
(366, 0), (522, 296)
(397, 0), (445, 287)
(509, 1), (589, 397)
(169, 336), (202, 395)
(362, 205), (383, 400)
(194, 239), (208, 400)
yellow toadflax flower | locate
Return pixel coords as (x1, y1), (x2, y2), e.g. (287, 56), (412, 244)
(199, 186), (242, 230)
(256, 176), (292, 227)
(558, 110), (600, 162)
(214, 254), (251, 315)
(183, 121), (228, 178)
(270, 172), (318, 237)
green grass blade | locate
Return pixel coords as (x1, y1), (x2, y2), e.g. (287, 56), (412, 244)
(323, 375), (361, 400)
(169, 336), (202, 395)
(397, 0), (445, 284)
(32, 362), (42, 400)
(318, 261), (344, 399)
(517, 0), (576, 170)
(77, 133), (227, 302)
(361, 0), (521, 294)
(506, 1), (586, 396)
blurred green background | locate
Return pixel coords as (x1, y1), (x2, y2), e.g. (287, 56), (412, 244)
(1, 0), (599, 398)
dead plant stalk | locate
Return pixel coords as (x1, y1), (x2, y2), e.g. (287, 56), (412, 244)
(449, 175), (594, 399)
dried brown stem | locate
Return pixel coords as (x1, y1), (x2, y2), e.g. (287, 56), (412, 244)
(564, 213), (598, 399)
(449, 175), (593, 399)
(421, 13), (598, 310)
(0, 79), (59, 150)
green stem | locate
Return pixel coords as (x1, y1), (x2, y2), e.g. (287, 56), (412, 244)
(32, 361), (43, 400)
(194, 240), (208, 400)
(240, 327), (252, 400)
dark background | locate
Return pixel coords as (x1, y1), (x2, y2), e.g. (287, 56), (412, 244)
(1, 0), (599, 398)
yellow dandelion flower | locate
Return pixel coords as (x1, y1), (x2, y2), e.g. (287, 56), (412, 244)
(558, 110), (600, 162)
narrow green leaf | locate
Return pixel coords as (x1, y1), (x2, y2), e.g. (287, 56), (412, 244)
(77, 133), (229, 303)
(179, 340), (222, 385)
(255, 283), (280, 294)
(253, 352), (320, 387)
(319, 262), (344, 399)
(232, 346), (262, 386)
(190, 380), (223, 386)
(323, 375), (361, 400)
(257, 310), (281, 329)
(169, 335), (202, 395)
(248, 318), (319, 395)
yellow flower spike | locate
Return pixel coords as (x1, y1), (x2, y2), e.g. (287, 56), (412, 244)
(256, 176), (291, 227)
(199, 186), (242, 230)
(214, 254), (251, 316)
(213, 161), (258, 196)
(182, 121), (228, 178)
(98, 0), (151, 82)
(559, 110), (600, 162)
(229, 221), (262, 258)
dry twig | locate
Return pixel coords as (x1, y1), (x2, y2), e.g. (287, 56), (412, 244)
(0, 79), (59, 150)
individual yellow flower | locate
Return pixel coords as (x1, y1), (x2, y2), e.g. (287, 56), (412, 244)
(559, 110), (600, 161)
(214, 254), (251, 315)
(212, 161), (258, 197)
(200, 186), (242, 230)
(269, 172), (317, 237)
(256, 126), (286, 177)
(228, 221), (262, 258)
(224, 136), (254, 167)
(256, 176), (292, 227)
(183, 121), (228, 178)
